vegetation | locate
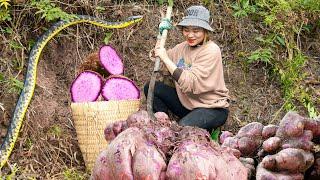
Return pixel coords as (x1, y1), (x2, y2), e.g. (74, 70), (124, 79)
(231, 0), (320, 118)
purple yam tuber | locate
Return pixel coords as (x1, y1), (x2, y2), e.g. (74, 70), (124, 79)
(238, 136), (261, 156)
(126, 110), (151, 128)
(239, 157), (255, 179)
(221, 122), (264, 157)
(262, 137), (282, 153)
(92, 128), (143, 179)
(237, 122), (264, 137)
(261, 148), (314, 173)
(112, 121), (123, 136)
(132, 141), (167, 180)
(93, 127), (168, 180)
(99, 45), (124, 75)
(104, 124), (116, 141)
(281, 130), (314, 151)
(256, 164), (304, 180)
(101, 75), (140, 101)
(304, 118), (320, 138)
(262, 124), (278, 139)
(167, 141), (248, 180)
(105, 128), (144, 179)
(222, 136), (239, 149)
(70, 70), (103, 103)
(91, 150), (110, 180)
(219, 131), (234, 144)
(154, 112), (170, 123)
(276, 111), (305, 137)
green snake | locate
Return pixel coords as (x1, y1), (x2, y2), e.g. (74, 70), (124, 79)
(0, 15), (143, 169)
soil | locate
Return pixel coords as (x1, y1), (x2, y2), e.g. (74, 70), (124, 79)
(0, 1), (319, 178)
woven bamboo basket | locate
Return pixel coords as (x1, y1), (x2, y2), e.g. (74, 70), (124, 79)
(70, 99), (140, 170)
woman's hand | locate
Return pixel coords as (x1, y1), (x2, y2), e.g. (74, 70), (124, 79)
(149, 48), (156, 62)
(155, 46), (169, 62)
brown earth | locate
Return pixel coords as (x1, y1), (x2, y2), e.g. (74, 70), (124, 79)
(0, 1), (319, 178)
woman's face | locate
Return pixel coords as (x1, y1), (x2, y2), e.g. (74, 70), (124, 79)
(182, 26), (206, 46)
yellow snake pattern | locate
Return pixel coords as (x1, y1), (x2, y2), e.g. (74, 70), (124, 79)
(0, 15), (143, 169)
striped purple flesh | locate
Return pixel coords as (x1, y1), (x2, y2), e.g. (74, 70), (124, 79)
(99, 45), (124, 75)
(70, 71), (103, 103)
(101, 76), (140, 100)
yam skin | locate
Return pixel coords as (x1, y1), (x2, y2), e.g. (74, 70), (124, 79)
(256, 164), (304, 180)
(92, 128), (167, 180)
(219, 131), (233, 144)
(104, 111), (178, 156)
(92, 128), (142, 180)
(281, 130), (313, 150)
(304, 117), (320, 138)
(166, 141), (248, 180)
(100, 112), (249, 180)
(262, 137), (282, 153)
(90, 150), (110, 180)
(237, 122), (264, 137)
(221, 122), (264, 157)
(262, 112), (315, 153)
(262, 125), (278, 139)
(276, 112), (305, 137)
(239, 157), (255, 179)
(258, 112), (317, 178)
(261, 148), (314, 173)
(133, 141), (167, 180)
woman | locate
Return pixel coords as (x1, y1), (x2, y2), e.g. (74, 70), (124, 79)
(144, 5), (230, 133)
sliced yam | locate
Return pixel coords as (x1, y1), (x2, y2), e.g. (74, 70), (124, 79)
(101, 75), (140, 101)
(99, 45), (124, 75)
(70, 70), (103, 103)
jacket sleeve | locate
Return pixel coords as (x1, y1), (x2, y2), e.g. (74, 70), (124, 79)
(176, 45), (223, 94)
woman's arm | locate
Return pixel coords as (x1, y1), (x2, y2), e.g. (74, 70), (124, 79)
(155, 46), (177, 74)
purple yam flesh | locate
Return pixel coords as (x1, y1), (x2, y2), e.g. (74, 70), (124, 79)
(101, 76), (140, 100)
(99, 45), (124, 75)
(70, 71), (103, 103)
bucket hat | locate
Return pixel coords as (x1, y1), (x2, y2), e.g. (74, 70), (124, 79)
(177, 5), (213, 32)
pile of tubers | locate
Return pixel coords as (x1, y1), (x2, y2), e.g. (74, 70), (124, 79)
(91, 110), (320, 180)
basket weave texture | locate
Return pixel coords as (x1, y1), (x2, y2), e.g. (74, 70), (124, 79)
(71, 99), (140, 170)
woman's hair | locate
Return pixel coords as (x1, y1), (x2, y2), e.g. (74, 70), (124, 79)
(203, 30), (209, 43)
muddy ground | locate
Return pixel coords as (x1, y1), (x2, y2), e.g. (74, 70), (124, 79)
(0, 1), (319, 178)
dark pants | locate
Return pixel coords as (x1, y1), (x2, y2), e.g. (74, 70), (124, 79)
(144, 81), (228, 132)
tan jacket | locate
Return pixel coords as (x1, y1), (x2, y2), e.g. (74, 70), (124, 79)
(167, 40), (230, 110)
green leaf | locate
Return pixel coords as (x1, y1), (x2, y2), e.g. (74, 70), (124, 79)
(276, 35), (285, 46)
(0, 0), (10, 9)
(211, 127), (220, 142)
(242, 0), (249, 8)
(157, 0), (164, 5)
(0, 72), (4, 81)
(9, 41), (23, 49)
(10, 77), (23, 91)
(95, 6), (105, 12)
(103, 32), (113, 45)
